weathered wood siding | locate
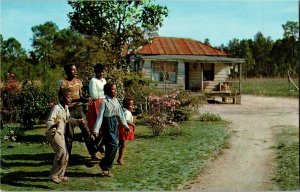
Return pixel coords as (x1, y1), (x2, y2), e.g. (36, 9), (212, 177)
(188, 62), (201, 90)
(204, 63), (229, 91)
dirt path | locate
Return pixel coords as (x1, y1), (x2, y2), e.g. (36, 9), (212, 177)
(188, 95), (299, 191)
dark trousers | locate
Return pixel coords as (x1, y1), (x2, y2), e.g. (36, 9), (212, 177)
(99, 116), (118, 171)
(65, 105), (97, 157)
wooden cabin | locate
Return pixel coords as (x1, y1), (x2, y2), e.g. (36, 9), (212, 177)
(131, 36), (245, 104)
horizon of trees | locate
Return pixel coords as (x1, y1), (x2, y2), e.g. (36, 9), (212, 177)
(1, 19), (298, 82)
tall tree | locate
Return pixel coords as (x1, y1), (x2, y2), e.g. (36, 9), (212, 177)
(252, 32), (273, 77)
(282, 21), (299, 40)
(68, 0), (168, 69)
(240, 39), (255, 78)
(31, 21), (59, 79)
(1, 36), (29, 80)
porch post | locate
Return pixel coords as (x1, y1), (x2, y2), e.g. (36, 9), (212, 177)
(239, 63), (242, 93)
(201, 63), (204, 91)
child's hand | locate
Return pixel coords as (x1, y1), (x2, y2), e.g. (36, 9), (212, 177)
(125, 127), (130, 134)
(77, 118), (84, 125)
(93, 131), (99, 138)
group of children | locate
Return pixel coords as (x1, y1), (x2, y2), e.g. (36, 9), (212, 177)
(46, 63), (135, 183)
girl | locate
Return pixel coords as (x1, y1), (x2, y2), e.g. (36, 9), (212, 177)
(45, 90), (84, 184)
(117, 97), (135, 165)
(93, 82), (129, 177)
(87, 63), (106, 156)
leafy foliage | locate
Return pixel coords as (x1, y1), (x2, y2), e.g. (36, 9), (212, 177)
(68, 0), (168, 68)
(0, 124), (24, 142)
(143, 90), (204, 136)
(17, 83), (56, 129)
(0, 74), (21, 124)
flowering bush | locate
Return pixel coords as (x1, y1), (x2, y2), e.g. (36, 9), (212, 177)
(145, 90), (204, 136)
(0, 75), (21, 124)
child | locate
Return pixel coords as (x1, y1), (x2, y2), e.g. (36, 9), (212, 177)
(117, 97), (135, 165)
(87, 63), (106, 156)
(45, 90), (84, 184)
(93, 82), (129, 177)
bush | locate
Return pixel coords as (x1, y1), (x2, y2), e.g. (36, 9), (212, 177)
(199, 112), (222, 122)
(17, 83), (55, 129)
(0, 124), (24, 142)
(0, 75), (21, 124)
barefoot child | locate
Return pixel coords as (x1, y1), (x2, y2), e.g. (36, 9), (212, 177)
(93, 82), (129, 177)
(117, 97), (135, 165)
(45, 90), (84, 184)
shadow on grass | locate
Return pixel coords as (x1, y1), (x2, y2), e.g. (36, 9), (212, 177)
(1, 152), (98, 190)
(18, 134), (47, 143)
(1, 153), (90, 168)
(1, 170), (52, 190)
(17, 133), (86, 144)
(1, 170), (98, 190)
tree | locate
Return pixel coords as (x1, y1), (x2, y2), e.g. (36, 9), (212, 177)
(68, 0), (168, 69)
(31, 21), (59, 80)
(240, 39), (255, 78)
(204, 38), (210, 46)
(252, 32), (273, 77)
(1, 36), (29, 80)
(282, 21), (299, 40)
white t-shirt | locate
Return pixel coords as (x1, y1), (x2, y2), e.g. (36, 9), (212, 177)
(88, 77), (106, 100)
(124, 109), (133, 123)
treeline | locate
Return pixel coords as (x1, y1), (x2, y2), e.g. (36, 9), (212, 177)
(220, 21), (299, 78)
(1, 19), (298, 82)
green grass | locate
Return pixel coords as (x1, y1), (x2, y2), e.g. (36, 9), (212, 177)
(241, 78), (299, 97)
(0, 119), (229, 191)
(272, 126), (299, 190)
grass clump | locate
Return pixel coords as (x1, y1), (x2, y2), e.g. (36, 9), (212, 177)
(0, 119), (229, 191)
(272, 126), (299, 190)
(198, 112), (222, 122)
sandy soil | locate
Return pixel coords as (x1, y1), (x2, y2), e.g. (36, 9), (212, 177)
(187, 95), (299, 191)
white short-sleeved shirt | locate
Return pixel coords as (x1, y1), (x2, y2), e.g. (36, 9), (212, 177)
(124, 109), (133, 123)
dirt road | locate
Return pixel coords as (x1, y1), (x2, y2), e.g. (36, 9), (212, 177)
(188, 95), (299, 191)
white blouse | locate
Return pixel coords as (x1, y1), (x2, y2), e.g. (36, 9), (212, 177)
(88, 77), (106, 100)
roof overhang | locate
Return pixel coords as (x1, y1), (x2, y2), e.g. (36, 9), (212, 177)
(138, 55), (245, 64)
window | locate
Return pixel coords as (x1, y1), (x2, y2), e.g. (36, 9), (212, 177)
(152, 61), (177, 83)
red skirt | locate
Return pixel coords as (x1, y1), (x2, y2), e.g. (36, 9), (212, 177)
(86, 98), (104, 133)
(118, 124), (134, 140)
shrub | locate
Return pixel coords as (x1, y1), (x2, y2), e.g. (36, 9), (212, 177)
(144, 90), (204, 136)
(0, 124), (24, 142)
(199, 112), (222, 122)
(0, 74), (21, 124)
(17, 83), (55, 129)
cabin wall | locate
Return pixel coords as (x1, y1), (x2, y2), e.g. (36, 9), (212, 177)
(204, 63), (229, 91)
(141, 60), (230, 91)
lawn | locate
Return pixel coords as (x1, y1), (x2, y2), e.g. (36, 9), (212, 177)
(0, 119), (229, 191)
(271, 125), (299, 190)
(241, 78), (299, 97)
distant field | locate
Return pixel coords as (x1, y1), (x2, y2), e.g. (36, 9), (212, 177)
(241, 78), (299, 97)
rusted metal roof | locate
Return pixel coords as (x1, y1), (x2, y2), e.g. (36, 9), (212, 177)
(138, 36), (230, 56)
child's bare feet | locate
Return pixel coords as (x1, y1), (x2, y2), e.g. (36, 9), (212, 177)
(51, 176), (61, 184)
(117, 159), (124, 165)
(59, 176), (69, 182)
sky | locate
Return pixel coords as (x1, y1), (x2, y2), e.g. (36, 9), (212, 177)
(1, 0), (298, 51)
